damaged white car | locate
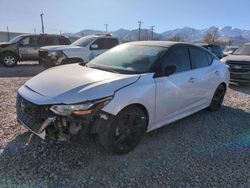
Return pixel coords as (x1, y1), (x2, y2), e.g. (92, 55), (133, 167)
(16, 41), (230, 154)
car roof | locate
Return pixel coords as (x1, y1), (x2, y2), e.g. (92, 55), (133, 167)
(196, 43), (219, 47)
(17, 34), (68, 38)
(125, 41), (198, 48)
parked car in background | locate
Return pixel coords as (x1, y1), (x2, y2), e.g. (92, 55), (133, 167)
(221, 43), (250, 84)
(199, 44), (225, 59)
(223, 46), (239, 56)
(16, 41), (230, 154)
(39, 34), (119, 68)
(0, 34), (71, 67)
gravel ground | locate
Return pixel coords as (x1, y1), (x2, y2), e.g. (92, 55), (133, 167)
(0, 62), (250, 187)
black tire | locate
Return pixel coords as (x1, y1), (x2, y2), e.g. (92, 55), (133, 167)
(98, 105), (148, 154)
(208, 84), (226, 111)
(1, 52), (17, 67)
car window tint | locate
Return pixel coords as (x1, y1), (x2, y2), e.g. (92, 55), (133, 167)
(44, 36), (56, 45)
(206, 52), (213, 65)
(20, 37), (30, 46)
(190, 47), (209, 68)
(59, 37), (70, 45)
(162, 46), (191, 72)
(211, 46), (219, 55)
(92, 38), (118, 50)
(38, 36), (45, 46)
(105, 38), (119, 49)
(29, 36), (38, 46)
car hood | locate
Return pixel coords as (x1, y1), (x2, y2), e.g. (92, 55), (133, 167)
(224, 54), (250, 62)
(0, 42), (12, 47)
(0, 42), (11, 45)
(22, 64), (140, 104)
(40, 45), (82, 51)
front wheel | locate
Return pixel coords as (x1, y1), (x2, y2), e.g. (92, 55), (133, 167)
(98, 105), (148, 154)
(208, 84), (226, 111)
(1, 52), (17, 67)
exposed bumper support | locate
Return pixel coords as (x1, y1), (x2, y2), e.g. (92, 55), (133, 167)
(17, 117), (46, 139)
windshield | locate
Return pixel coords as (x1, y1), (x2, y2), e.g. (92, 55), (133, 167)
(9, 35), (24, 44)
(233, 45), (250, 55)
(70, 36), (94, 47)
(87, 44), (166, 74)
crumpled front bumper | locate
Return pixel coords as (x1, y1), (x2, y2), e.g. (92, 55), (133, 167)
(17, 116), (46, 139)
(16, 90), (115, 141)
(39, 50), (67, 68)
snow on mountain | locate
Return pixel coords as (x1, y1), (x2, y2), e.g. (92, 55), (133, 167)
(64, 26), (250, 44)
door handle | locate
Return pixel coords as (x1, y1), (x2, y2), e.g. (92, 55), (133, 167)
(188, 77), (196, 83)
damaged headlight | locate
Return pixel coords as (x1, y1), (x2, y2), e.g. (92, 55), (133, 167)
(48, 51), (63, 58)
(50, 97), (112, 117)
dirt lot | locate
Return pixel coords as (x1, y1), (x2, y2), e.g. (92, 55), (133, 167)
(0, 62), (250, 187)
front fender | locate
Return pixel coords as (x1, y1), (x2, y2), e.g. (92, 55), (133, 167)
(102, 74), (156, 129)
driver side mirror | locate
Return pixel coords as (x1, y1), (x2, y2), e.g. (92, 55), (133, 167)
(91, 44), (98, 49)
(154, 64), (177, 78)
(164, 64), (177, 76)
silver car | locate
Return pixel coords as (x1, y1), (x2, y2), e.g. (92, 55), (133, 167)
(16, 41), (230, 154)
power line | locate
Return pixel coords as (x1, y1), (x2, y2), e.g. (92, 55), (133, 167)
(150, 26), (155, 40)
(104, 24), (109, 32)
(137, 21), (143, 41)
(40, 13), (44, 34)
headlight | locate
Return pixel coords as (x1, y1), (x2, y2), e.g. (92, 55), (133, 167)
(48, 51), (62, 58)
(220, 57), (227, 63)
(50, 97), (112, 117)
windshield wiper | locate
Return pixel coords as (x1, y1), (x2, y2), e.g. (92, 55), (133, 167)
(90, 66), (120, 73)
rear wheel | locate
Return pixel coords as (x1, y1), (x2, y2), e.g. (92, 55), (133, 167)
(98, 105), (148, 154)
(208, 84), (226, 111)
(1, 52), (17, 67)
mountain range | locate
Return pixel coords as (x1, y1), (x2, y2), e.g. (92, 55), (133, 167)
(64, 26), (250, 45)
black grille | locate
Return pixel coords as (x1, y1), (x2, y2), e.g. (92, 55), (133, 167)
(227, 61), (250, 73)
(16, 94), (50, 133)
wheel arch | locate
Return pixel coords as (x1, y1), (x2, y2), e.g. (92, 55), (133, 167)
(220, 82), (227, 90)
(126, 103), (149, 126)
(0, 51), (19, 59)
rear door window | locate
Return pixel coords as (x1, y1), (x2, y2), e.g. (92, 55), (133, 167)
(44, 36), (56, 45)
(189, 47), (209, 69)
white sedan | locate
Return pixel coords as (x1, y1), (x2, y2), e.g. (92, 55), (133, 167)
(16, 41), (230, 154)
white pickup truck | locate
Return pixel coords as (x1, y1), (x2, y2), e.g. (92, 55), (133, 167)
(39, 34), (119, 68)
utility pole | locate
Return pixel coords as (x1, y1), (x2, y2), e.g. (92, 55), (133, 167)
(150, 26), (155, 40)
(40, 13), (44, 34)
(229, 37), (232, 46)
(137, 21), (143, 41)
(6, 26), (10, 41)
(34, 28), (36, 34)
(104, 24), (109, 33)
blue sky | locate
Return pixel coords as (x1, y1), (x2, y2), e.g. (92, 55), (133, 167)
(0, 0), (250, 34)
